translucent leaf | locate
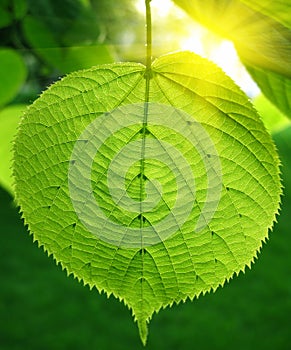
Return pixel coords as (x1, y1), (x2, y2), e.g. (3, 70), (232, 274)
(0, 49), (27, 107)
(273, 126), (291, 198)
(174, 0), (291, 118)
(12, 52), (281, 344)
(247, 65), (291, 119)
(0, 104), (26, 193)
(240, 0), (291, 29)
(252, 93), (290, 133)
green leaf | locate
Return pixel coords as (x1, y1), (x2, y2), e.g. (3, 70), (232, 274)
(0, 49), (27, 107)
(56, 46), (114, 74)
(0, 0), (13, 28)
(23, 16), (113, 74)
(0, 0), (27, 27)
(0, 104), (26, 193)
(12, 0), (28, 20)
(174, 0), (291, 118)
(252, 93), (291, 133)
(12, 52), (281, 344)
(247, 65), (291, 119)
(240, 0), (291, 29)
(273, 126), (291, 199)
(174, 0), (291, 77)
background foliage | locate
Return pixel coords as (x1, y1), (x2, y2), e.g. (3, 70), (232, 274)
(0, 0), (290, 349)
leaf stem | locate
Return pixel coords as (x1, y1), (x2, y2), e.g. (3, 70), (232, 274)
(139, 0), (153, 227)
(140, 1), (152, 223)
(145, 0), (152, 72)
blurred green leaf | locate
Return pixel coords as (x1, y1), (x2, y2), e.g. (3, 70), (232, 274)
(240, 0), (291, 29)
(0, 104), (26, 193)
(26, 0), (82, 35)
(13, 0), (28, 20)
(61, 4), (103, 46)
(58, 46), (114, 73)
(273, 126), (291, 199)
(0, 49), (27, 107)
(23, 16), (113, 74)
(249, 66), (291, 119)
(26, 0), (106, 47)
(253, 94), (290, 133)
(0, 0), (13, 29)
(0, 0), (27, 27)
(22, 16), (63, 64)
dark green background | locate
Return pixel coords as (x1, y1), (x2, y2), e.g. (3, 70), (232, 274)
(1, 0), (291, 349)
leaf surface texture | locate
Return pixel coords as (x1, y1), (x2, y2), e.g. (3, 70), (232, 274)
(13, 52), (281, 344)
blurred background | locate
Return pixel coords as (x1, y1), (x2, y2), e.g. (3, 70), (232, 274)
(0, 0), (291, 349)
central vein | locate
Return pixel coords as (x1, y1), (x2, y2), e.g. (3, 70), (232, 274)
(139, 0), (152, 235)
(137, 1), (153, 341)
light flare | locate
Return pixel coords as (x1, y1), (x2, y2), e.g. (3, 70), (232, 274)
(135, 0), (174, 18)
(135, 0), (260, 97)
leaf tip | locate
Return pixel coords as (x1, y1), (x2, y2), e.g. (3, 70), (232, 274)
(138, 319), (148, 346)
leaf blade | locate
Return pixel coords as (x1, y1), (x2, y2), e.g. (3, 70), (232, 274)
(12, 52), (281, 343)
(240, 0), (291, 29)
(247, 64), (291, 119)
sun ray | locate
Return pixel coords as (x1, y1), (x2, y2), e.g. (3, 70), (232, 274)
(135, 0), (260, 97)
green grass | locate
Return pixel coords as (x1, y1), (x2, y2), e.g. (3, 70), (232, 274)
(0, 127), (291, 350)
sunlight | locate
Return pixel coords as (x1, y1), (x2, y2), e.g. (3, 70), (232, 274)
(180, 26), (206, 56)
(181, 30), (260, 97)
(135, 0), (174, 18)
(210, 41), (260, 97)
(135, 0), (260, 97)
